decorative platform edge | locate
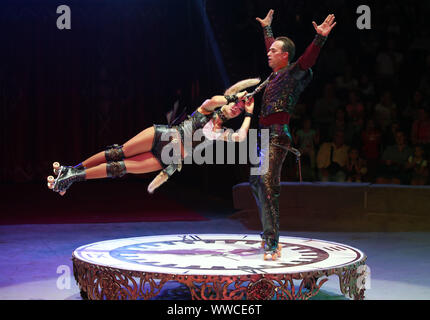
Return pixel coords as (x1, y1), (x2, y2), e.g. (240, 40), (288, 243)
(72, 256), (367, 300)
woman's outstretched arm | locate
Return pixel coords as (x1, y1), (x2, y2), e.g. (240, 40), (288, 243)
(198, 91), (247, 114)
(220, 97), (255, 142)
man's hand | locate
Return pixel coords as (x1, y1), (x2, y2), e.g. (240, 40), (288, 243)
(312, 14), (337, 37)
(256, 9), (274, 27)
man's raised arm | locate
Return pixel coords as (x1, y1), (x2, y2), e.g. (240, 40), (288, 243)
(297, 14), (337, 70)
(256, 9), (275, 51)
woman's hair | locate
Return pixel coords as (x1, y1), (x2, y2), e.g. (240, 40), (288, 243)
(224, 78), (261, 96)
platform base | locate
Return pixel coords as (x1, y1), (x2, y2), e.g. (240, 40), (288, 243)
(72, 234), (367, 300)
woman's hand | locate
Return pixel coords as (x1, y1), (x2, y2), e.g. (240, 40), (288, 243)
(236, 91), (248, 100)
(244, 97), (254, 114)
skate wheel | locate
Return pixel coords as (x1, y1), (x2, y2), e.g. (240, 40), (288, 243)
(272, 253), (278, 261)
(263, 253), (270, 261)
(47, 176), (55, 190)
(53, 162), (60, 175)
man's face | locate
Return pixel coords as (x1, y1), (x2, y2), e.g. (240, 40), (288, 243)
(268, 40), (289, 71)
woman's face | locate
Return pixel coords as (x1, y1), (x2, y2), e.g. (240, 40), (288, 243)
(224, 101), (244, 119)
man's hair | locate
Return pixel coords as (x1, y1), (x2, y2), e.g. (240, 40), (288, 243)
(275, 36), (296, 62)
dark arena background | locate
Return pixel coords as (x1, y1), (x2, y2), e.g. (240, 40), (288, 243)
(1, 0), (430, 304)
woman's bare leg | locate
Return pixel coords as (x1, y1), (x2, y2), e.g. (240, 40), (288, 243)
(84, 151), (163, 180)
(48, 151), (162, 195)
(48, 127), (162, 195)
(81, 127), (156, 168)
(122, 126), (157, 158)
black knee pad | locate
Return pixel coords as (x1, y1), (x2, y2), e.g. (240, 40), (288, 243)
(105, 144), (125, 162)
(106, 161), (127, 178)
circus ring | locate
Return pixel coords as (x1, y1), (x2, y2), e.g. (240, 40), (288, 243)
(72, 234), (367, 300)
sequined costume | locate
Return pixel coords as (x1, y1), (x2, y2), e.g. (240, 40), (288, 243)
(250, 25), (327, 251)
(151, 110), (213, 174)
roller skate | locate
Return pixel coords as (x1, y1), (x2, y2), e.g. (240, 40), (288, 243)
(262, 239), (282, 261)
(47, 162), (86, 196)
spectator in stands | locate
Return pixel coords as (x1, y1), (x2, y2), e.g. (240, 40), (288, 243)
(328, 108), (346, 141)
(406, 145), (428, 185)
(411, 108), (430, 153)
(375, 38), (403, 88)
(374, 90), (398, 132)
(316, 130), (349, 182)
(312, 83), (341, 141)
(293, 117), (320, 180)
(358, 74), (376, 108)
(335, 65), (358, 95)
(376, 131), (413, 184)
(345, 147), (368, 182)
(345, 90), (365, 146)
(382, 121), (400, 149)
(345, 90), (365, 123)
(346, 115), (365, 150)
(361, 118), (382, 181)
(403, 90), (428, 124)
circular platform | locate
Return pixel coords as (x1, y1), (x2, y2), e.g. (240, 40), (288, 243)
(72, 234), (367, 300)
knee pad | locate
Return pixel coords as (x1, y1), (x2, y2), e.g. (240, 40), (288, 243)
(106, 161), (127, 178)
(105, 144), (125, 162)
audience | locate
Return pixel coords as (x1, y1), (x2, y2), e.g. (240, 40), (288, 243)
(293, 118), (320, 180)
(264, 3), (429, 186)
(345, 147), (368, 183)
(406, 145), (429, 185)
(374, 91), (398, 132)
(376, 131), (413, 184)
(316, 131), (349, 182)
(410, 108), (430, 152)
(361, 119), (382, 180)
(246, 3), (429, 186)
(312, 83), (341, 141)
